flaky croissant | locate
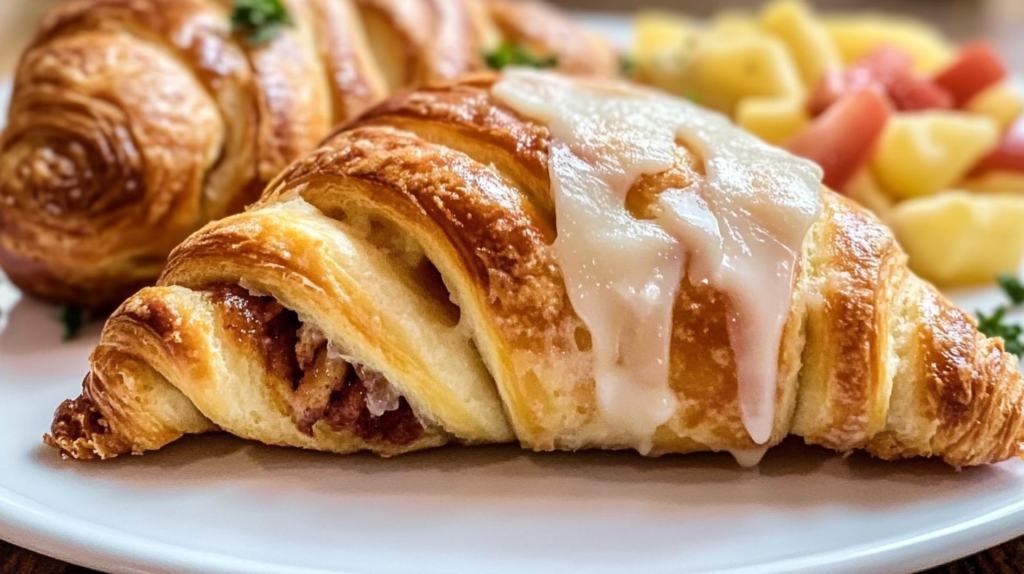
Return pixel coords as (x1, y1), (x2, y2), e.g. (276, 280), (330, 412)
(47, 72), (1024, 468)
(0, 0), (616, 309)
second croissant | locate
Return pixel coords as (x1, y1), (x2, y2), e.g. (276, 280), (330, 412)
(0, 0), (617, 309)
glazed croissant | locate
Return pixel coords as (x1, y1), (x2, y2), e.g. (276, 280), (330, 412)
(47, 71), (1024, 468)
(0, 0), (616, 309)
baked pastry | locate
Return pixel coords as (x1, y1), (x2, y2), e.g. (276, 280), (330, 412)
(0, 0), (616, 310)
(46, 71), (1024, 468)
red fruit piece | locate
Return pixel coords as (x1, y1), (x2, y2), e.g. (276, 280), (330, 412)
(808, 45), (952, 114)
(933, 41), (1008, 108)
(787, 89), (892, 191)
(972, 115), (1024, 175)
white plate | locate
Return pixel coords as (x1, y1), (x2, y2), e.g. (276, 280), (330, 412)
(4, 13), (1024, 574)
(2, 289), (1024, 574)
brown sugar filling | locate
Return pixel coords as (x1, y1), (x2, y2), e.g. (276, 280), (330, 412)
(211, 284), (427, 445)
(45, 381), (131, 460)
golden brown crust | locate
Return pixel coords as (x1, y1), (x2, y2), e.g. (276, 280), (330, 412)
(307, 0), (389, 123)
(45, 392), (132, 460)
(0, 0), (609, 309)
(47, 74), (1024, 466)
(865, 279), (1024, 467)
(792, 193), (906, 450)
(0, 0), (257, 307)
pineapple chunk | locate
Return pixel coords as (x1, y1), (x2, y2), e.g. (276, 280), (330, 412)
(961, 171), (1024, 194)
(632, 11), (703, 61)
(760, 0), (842, 87)
(871, 112), (1000, 200)
(735, 96), (809, 145)
(709, 10), (760, 39)
(823, 15), (954, 74)
(631, 12), (704, 97)
(688, 36), (804, 114)
(889, 191), (1024, 286)
(844, 170), (895, 220)
(965, 81), (1024, 131)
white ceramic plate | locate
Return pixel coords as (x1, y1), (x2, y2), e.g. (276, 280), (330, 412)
(2, 289), (1024, 574)
(4, 14), (1024, 574)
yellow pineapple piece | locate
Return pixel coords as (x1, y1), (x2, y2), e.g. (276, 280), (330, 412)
(632, 11), (703, 61)
(844, 170), (895, 220)
(889, 191), (1024, 286)
(961, 171), (1024, 194)
(735, 96), (810, 145)
(708, 10), (760, 39)
(965, 81), (1024, 131)
(871, 112), (1000, 200)
(823, 14), (954, 74)
(688, 36), (804, 114)
(760, 0), (842, 87)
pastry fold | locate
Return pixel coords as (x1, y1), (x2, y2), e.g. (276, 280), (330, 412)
(0, 0), (616, 309)
(48, 76), (1024, 467)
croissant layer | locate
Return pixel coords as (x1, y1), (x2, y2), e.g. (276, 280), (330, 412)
(47, 76), (1024, 468)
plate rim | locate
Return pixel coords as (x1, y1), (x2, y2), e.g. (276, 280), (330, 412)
(3, 466), (1024, 574)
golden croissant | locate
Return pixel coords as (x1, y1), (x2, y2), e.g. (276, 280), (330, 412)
(47, 71), (1024, 469)
(0, 0), (616, 310)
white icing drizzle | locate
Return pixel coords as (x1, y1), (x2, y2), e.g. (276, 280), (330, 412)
(730, 447), (769, 468)
(492, 70), (822, 449)
(298, 324), (402, 418)
(359, 367), (403, 417)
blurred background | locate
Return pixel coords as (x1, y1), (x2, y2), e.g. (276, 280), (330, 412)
(0, 0), (1021, 75)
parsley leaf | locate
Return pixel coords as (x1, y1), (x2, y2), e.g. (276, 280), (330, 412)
(978, 274), (1024, 357)
(684, 88), (701, 104)
(977, 307), (1024, 356)
(60, 306), (87, 342)
(483, 42), (558, 71)
(230, 0), (293, 47)
(620, 55), (637, 77)
(997, 273), (1024, 305)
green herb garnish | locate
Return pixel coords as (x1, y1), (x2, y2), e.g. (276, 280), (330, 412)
(620, 55), (637, 77)
(483, 42), (558, 71)
(60, 305), (87, 342)
(230, 0), (293, 46)
(977, 306), (1024, 357)
(684, 88), (701, 104)
(997, 273), (1024, 305)
(977, 274), (1024, 357)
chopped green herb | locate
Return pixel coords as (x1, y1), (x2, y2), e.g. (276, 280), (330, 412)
(620, 55), (637, 77)
(483, 42), (558, 71)
(230, 0), (293, 47)
(977, 306), (1024, 357)
(997, 273), (1024, 305)
(684, 88), (701, 104)
(60, 305), (87, 342)
(978, 273), (1024, 357)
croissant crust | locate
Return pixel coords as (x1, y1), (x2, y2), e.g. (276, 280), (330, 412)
(45, 76), (1024, 468)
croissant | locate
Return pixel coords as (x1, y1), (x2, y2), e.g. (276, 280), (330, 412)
(0, 0), (616, 310)
(46, 71), (1024, 468)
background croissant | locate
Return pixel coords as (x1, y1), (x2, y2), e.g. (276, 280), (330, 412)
(46, 74), (1024, 468)
(0, 0), (617, 309)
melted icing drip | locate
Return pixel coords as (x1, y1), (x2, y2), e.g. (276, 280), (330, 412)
(355, 364), (403, 417)
(730, 447), (769, 468)
(493, 70), (822, 448)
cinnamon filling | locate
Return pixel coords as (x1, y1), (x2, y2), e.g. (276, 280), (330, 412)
(45, 380), (129, 460)
(211, 284), (426, 445)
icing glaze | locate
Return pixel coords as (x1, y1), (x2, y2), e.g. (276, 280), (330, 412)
(493, 70), (822, 449)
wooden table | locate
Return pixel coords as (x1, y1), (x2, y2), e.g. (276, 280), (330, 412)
(3, 535), (1024, 573)
(3, 0), (1024, 572)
